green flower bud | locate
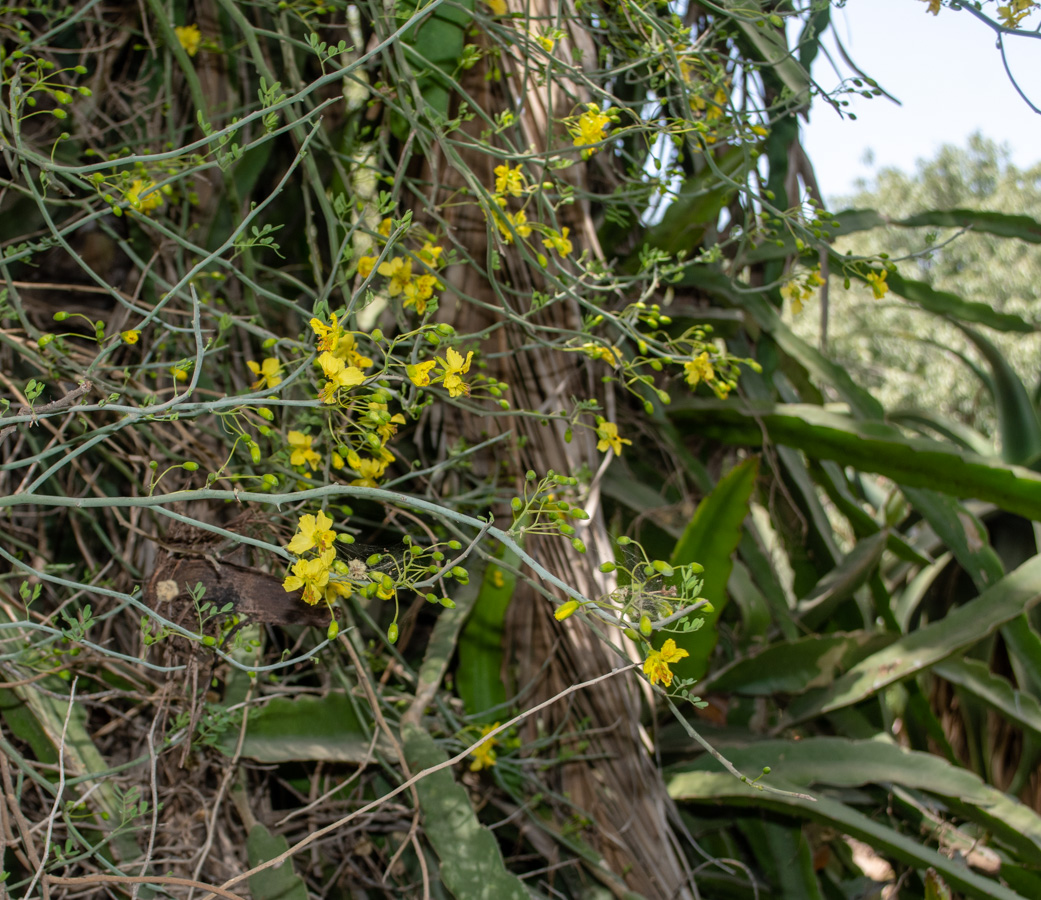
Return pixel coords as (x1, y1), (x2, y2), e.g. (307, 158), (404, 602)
(639, 615), (652, 637)
(257, 407), (274, 421)
(387, 622), (398, 643)
(183, 461), (199, 471)
(327, 619), (339, 640)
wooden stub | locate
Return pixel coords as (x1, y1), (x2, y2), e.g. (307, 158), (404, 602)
(145, 557), (330, 629)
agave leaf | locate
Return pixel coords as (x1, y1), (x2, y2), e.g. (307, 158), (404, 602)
(246, 824), (308, 900)
(456, 551), (517, 722)
(951, 323), (1041, 466)
(669, 770), (1028, 900)
(402, 723), (529, 900)
(934, 657), (1041, 741)
(668, 457), (759, 681)
(786, 553), (1041, 723)
(701, 630), (895, 696)
(670, 399), (1041, 521)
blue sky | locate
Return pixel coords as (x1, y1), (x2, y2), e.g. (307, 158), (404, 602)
(798, 0), (1041, 202)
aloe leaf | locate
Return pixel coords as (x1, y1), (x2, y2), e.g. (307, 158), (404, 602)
(668, 456), (759, 681)
(670, 399), (1041, 521)
(670, 770), (1028, 900)
(934, 657), (1041, 741)
(246, 824), (308, 900)
(786, 553), (1041, 723)
(952, 323), (1041, 466)
(640, 149), (748, 259)
(456, 550), (517, 722)
(402, 723), (528, 900)
(883, 271), (1034, 333)
(701, 630), (895, 696)
(673, 736), (1041, 865)
(796, 531), (887, 630)
(737, 817), (824, 899)
(216, 693), (373, 763)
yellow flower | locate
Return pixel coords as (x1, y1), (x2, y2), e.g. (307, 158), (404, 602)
(347, 448), (392, 488)
(535, 33), (555, 52)
(494, 163), (526, 198)
(997, 0), (1034, 26)
(286, 510), (336, 556)
(337, 332), (373, 369)
(317, 351), (365, 403)
(357, 255), (377, 279)
(408, 360), (437, 387)
(283, 548), (335, 606)
(642, 638), (689, 687)
(402, 273), (440, 315)
(684, 351), (715, 388)
(595, 418), (631, 455)
(378, 256), (413, 296)
(363, 401), (407, 444)
(120, 329), (141, 344)
(170, 364), (190, 382)
(482, 0), (507, 15)
(247, 357), (282, 390)
(580, 343), (622, 365)
(469, 723), (500, 771)
(288, 430), (321, 471)
(866, 268), (889, 299)
(542, 227), (572, 257)
(417, 242), (444, 268)
(126, 179), (163, 214)
(310, 313), (343, 353)
(378, 217), (394, 238)
(438, 347), (474, 398)
(919, 0), (941, 12)
(174, 23), (202, 57)
(495, 209), (532, 244)
(570, 104), (611, 155)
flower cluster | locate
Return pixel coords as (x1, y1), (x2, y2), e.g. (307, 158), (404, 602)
(780, 265), (826, 316)
(174, 23), (202, 57)
(310, 312), (372, 404)
(407, 347), (475, 398)
(469, 723), (500, 771)
(357, 222), (446, 316)
(282, 511), (349, 607)
(568, 103), (614, 158)
(865, 268), (889, 299)
(997, 0), (1036, 27)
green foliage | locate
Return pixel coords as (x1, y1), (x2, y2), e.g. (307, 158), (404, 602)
(2, 2), (1041, 899)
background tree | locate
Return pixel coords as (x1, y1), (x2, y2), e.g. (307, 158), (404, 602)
(791, 134), (1041, 439)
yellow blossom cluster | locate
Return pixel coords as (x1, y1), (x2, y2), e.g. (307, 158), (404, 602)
(282, 511), (350, 607)
(568, 102), (613, 158)
(357, 222), (445, 316)
(683, 351), (731, 399)
(865, 268), (889, 299)
(469, 723), (500, 771)
(487, 160), (573, 262)
(997, 0), (1036, 27)
(309, 312), (372, 404)
(407, 346), (475, 399)
(780, 265), (826, 316)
